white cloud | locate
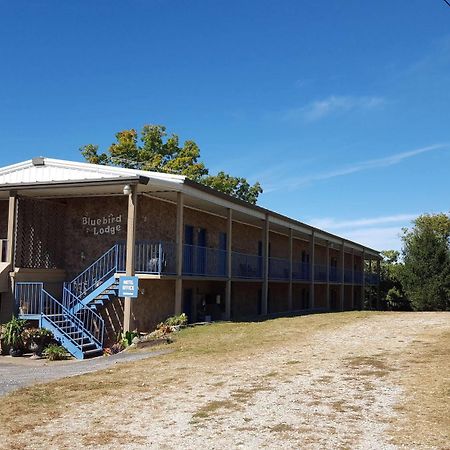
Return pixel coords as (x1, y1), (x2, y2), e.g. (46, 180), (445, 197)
(308, 213), (418, 251)
(282, 95), (385, 122)
(309, 213), (417, 230)
(266, 143), (447, 192)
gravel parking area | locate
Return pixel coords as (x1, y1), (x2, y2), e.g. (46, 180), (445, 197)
(0, 349), (168, 396)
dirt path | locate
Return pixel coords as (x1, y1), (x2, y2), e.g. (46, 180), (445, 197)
(1, 312), (448, 449)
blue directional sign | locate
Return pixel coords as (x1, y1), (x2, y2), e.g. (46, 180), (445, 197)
(119, 276), (139, 298)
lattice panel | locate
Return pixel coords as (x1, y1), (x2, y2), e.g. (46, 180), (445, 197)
(15, 198), (66, 269)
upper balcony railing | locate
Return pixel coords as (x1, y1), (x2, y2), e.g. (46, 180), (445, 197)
(292, 261), (310, 281)
(183, 244), (227, 277)
(268, 256), (290, 280)
(0, 239), (7, 263)
(232, 251), (262, 279)
(344, 268), (353, 283)
(314, 264), (327, 282)
(329, 267), (341, 283)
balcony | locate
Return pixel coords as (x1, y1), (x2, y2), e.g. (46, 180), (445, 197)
(314, 264), (327, 282)
(292, 261), (310, 281)
(268, 256), (290, 280)
(329, 267), (341, 283)
(232, 251), (262, 279)
(344, 268), (353, 283)
(183, 244), (227, 277)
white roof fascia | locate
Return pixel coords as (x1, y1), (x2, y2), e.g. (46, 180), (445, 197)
(181, 184), (266, 220)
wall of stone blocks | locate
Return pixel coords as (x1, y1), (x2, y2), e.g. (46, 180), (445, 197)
(231, 282), (261, 319)
(314, 284), (327, 309)
(268, 282), (289, 313)
(232, 221), (262, 255)
(292, 282), (310, 310)
(269, 232), (289, 258)
(184, 208), (227, 248)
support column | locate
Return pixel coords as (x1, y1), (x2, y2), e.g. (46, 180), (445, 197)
(123, 186), (138, 333)
(326, 241), (330, 310)
(288, 228), (293, 311)
(340, 241), (345, 311)
(309, 231), (315, 309)
(225, 208), (232, 320)
(6, 191), (17, 265)
(262, 214), (269, 315)
(174, 192), (184, 315)
(351, 249), (355, 310)
(368, 258), (373, 309)
(376, 258), (381, 310)
(361, 249), (366, 309)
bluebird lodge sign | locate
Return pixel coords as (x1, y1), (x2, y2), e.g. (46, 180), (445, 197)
(82, 214), (123, 236)
(119, 276), (139, 298)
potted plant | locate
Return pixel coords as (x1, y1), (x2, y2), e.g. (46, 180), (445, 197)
(2, 317), (27, 357)
(24, 327), (53, 358)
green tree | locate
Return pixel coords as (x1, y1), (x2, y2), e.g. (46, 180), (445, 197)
(378, 250), (410, 311)
(400, 213), (450, 311)
(80, 125), (262, 204)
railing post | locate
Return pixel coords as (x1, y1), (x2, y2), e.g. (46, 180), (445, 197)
(158, 243), (162, 274)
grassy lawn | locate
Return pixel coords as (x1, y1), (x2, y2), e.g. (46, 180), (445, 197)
(0, 311), (448, 449)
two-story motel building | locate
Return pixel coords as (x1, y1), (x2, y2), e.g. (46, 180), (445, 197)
(0, 158), (381, 358)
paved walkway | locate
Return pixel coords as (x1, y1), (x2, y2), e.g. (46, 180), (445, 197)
(0, 349), (167, 397)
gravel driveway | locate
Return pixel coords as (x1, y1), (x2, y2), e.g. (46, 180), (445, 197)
(0, 349), (167, 397)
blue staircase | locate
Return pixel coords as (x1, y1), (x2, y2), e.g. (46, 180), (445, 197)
(15, 241), (171, 359)
(15, 283), (104, 359)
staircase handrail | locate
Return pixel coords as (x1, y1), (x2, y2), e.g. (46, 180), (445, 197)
(63, 287), (105, 346)
(65, 244), (120, 305)
(39, 284), (103, 351)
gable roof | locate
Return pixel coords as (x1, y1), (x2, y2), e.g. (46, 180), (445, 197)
(0, 157), (185, 185)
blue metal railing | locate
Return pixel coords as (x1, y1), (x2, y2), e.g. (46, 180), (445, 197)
(268, 256), (290, 279)
(15, 282), (43, 315)
(183, 244), (227, 277)
(15, 282), (104, 350)
(232, 251), (263, 278)
(329, 267), (341, 283)
(344, 268), (353, 283)
(123, 241), (176, 275)
(354, 271), (363, 284)
(314, 264), (327, 282)
(292, 262), (310, 281)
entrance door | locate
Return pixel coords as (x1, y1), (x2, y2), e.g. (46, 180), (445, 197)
(183, 288), (193, 322)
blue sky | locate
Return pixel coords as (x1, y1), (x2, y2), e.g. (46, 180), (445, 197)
(1, 0), (449, 251)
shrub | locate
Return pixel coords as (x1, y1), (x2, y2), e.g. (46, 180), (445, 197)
(43, 344), (68, 361)
(163, 313), (188, 327)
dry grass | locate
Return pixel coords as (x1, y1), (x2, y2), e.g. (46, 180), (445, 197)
(388, 329), (450, 448)
(0, 311), (448, 450)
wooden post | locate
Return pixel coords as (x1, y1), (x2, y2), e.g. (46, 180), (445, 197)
(174, 192), (184, 315)
(376, 258), (381, 310)
(7, 191), (17, 265)
(351, 249), (355, 309)
(288, 228), (293, 311)
(309, 231), (315, 309)
(326, 241), (330, 310)
(262, 214), (269, 315)
(361, 249), (366, 309)
(340, 241), (345, 311)
(123, 186), (138, 333)
(225, 208), (232, 320)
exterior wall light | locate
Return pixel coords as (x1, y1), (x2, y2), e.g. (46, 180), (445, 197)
(123, 184), (132, 196)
